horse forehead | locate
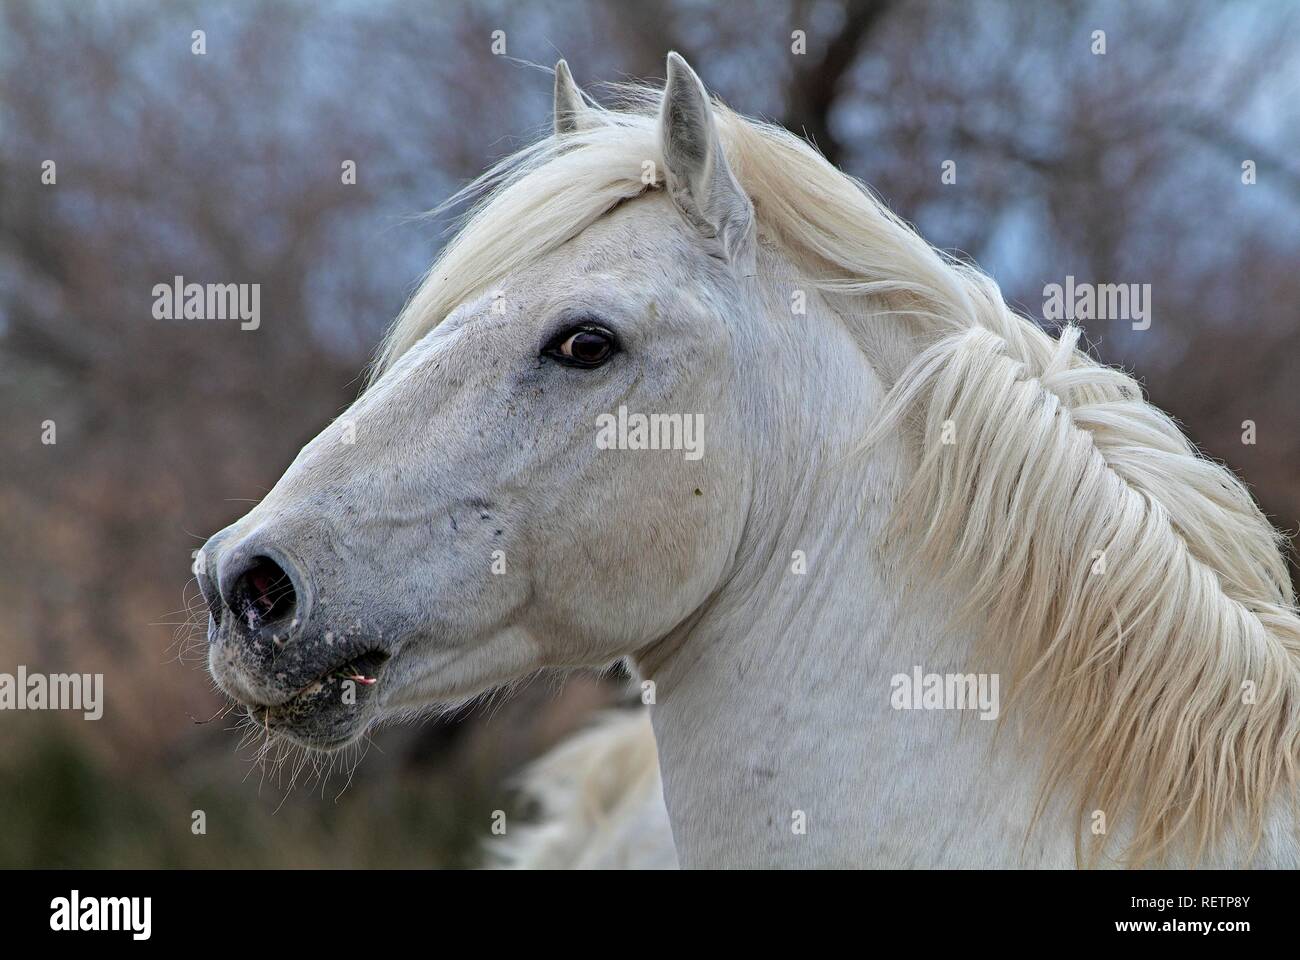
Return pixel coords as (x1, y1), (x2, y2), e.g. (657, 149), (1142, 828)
(544, 192), (698, 275)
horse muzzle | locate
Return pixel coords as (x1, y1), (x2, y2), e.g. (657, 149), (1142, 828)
(197, 525), (392, 749)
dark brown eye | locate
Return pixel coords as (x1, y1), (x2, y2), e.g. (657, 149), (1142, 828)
(543, 325), (617, 368)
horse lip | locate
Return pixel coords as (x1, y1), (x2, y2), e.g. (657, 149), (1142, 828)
(300, 648), (390, 696)
(271, 647), (391, 707)
(217, 643), (390, 714)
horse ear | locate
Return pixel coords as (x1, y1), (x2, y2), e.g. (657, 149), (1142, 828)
(554, 60), (595, 136)
(658, 52), (754, 267)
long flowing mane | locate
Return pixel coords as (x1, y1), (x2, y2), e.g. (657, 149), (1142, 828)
(377, 81), (1300, 865)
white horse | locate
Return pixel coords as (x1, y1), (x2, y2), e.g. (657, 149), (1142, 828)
(198, 54), (1300, 868)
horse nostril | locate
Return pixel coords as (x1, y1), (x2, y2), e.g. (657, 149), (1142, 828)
(229, 555), (298, 630)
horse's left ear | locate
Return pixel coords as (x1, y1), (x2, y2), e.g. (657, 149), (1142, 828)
(554, 60), (596, 136)
(658, 52), (754, 268)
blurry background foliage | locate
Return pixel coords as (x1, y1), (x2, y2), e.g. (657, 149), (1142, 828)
(1, 0), (1297, 866)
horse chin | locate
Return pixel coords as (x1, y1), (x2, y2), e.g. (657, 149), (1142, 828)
(249, 707), (372, 752)
(245, 693), (377, 752)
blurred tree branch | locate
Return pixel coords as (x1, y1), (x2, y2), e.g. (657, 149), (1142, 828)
(783, 0), (897, 166)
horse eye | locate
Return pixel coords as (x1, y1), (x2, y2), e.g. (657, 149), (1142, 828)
(543, 325), (617, 368)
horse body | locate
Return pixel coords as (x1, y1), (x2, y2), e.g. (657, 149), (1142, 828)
(198, 54), (1300, 868)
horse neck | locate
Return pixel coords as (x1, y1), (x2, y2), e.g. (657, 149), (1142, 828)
(634, 290), (1063, 867)
(634, 271), (1299, 867)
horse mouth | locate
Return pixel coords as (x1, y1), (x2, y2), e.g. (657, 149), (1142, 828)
(317, 649), (390, 690)
(246, 648), (392, 750)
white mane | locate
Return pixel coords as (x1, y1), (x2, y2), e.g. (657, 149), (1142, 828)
(378, 83), (1300, 866)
